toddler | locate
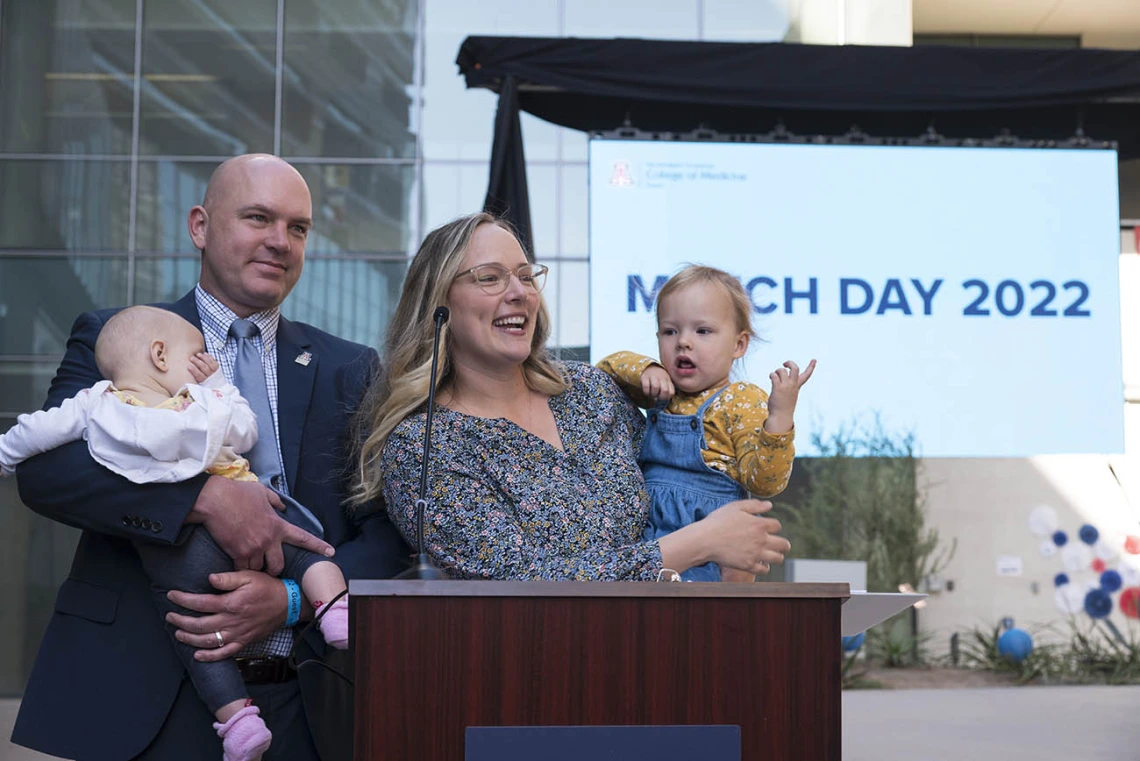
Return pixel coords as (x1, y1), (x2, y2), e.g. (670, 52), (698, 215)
(599, 265), (815, 582)
(0, 305), (349, 761)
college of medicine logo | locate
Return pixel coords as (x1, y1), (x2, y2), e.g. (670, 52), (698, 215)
(609, 160), (634, 187)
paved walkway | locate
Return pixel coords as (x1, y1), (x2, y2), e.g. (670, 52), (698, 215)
(844, 685), (1140, 761)
(5, 687), (1140, 760)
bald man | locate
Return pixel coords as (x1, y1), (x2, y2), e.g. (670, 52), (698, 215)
(12, 154), (408, 761)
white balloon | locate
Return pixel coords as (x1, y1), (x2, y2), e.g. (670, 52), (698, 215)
(1061, 543), (1093, 573)
(1095, 540), (1118, 562)
(1039, 541), (1057, 558)
(1120, 565), (1140, 587)
(1028, 505), (1059, 538)
(1055, 584), (1085, 615)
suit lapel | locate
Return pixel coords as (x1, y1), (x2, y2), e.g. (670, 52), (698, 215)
(275, 317), (316, 493)
(169, 291), (203, 331)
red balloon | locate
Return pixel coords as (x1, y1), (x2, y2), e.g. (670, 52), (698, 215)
(1125, 535), (1140, 555)
(1091, 558), (1107, 573)
(1120, 587), (1140, 619)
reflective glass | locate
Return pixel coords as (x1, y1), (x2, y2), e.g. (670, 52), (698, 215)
(0, 424), (81, 695)
(294, 163), (415, 255)
(564, 0), (699, 38)
(0, 362), (59, 417)
(283, 258), (407, 349)
(422, 162), (491, 232)
(0, 257), (129, 355)
(132, 256), (202, 305)
(282, 0), (417, 159)
(560, 164), (588, 257)
(0, 0), (137, 155)
(133, 256), (407, 350)
(555, 259), (589, 348)
(0, 160), (130, 251)
(421, 0), (558, 161)
(134, 161), (214, 253)
(139, 1), (276, 156)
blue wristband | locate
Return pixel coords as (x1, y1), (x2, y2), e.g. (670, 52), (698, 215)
(283, 578), (302, 627)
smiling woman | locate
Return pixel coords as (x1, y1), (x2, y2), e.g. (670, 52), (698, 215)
(350, 212), (792, 581)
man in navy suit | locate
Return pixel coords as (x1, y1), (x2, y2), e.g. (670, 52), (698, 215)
(11, 154), (408, 760)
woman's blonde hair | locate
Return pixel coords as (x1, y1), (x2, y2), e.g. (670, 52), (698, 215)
(657, 264), (758, 341)
(349, 212), (568, 509)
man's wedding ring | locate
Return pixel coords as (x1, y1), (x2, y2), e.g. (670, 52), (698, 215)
(214, 631), (224, 648)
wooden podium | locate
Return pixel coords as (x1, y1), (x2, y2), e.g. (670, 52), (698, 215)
(350, 580), (849, 761)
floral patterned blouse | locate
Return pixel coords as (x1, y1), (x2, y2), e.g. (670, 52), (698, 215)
(597, 351), (795, 497)
(381, 362), (664, 580)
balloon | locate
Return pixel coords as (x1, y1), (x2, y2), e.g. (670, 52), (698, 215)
(1120, 587), (1140, 619)
(1061, 543), (1092, 573)
(1125, 535), (1140, 555)
(1079, 524), (1100, 545)
(842, 632), (866, 652)
(1054, 573), (1070, 587)
(1028, 505), (1059, 537)
(1055, 585), (1085, 615)
(1053, 530), (1068, 547)
(997, 628), (1034, 663)
(1101, 570), (1123, 593)
(1084, 588), (1113, 619)
(1091, 559), (1107, 574)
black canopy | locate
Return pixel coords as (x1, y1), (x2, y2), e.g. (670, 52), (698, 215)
(458, 36), (1140, 248)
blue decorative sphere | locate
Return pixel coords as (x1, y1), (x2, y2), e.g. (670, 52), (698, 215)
(1084, 588), (1114, 619)
(1052, 530), (1068, 547)
(1101, 570), (1123, 593)
(1054, 573), (1070, 587)
(997, 628), (1034, 662)
(1079, 524), (1100, 545)
(842, 632), (866, 652)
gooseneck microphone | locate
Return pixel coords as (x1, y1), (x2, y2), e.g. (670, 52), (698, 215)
(397, 306), (450, 580)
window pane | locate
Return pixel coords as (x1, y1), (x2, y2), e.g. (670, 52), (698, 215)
(295, 163), (415, 255)
(139, 1), (276, 156)
(0, 0), (136, 155)
(134, 161), (213, 253)
(0, 362), (59, 417)
(133, 256), (202, 305)
(0, 418), (81, 696)
(0, 257), (129, 355)
(284, 258), (406, 349)
(0, 160), (130, 251)
(282, 0), (416, 159)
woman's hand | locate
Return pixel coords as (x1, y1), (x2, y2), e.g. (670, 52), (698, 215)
(660, 499), (789, 576)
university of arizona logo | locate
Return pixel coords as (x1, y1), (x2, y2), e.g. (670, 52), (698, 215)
(609, 160), (634, 187)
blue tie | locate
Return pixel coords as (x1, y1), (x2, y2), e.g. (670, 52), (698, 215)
(229, 319), (282, 487)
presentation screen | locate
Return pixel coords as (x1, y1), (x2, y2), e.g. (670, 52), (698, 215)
(588, 138), (1123, 457)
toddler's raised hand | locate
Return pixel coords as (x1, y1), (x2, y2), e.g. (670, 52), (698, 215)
(765, 359), (816, 434)
(188, 352), (219, 384)
(641, 364), (675, 401)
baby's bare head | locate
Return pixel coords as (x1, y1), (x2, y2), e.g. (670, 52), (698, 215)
(95, 306), (204, 387)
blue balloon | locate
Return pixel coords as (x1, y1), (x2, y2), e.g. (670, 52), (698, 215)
(1052, 530), (1068, 547)
(997, 628), (1034, 662)
(1101, 570), (1123, 593)
(1085, 588), (1113, 619)
(842, 632), (866, 652)
(1079, 524), (1100, 545)
(1054, 573), (1070, 587)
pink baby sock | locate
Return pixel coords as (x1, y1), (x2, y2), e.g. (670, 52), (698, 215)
(213, 705), (272, 761)
(316, 596), (349, 649)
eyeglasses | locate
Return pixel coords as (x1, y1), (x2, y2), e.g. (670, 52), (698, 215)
(454, 263), (549, 295)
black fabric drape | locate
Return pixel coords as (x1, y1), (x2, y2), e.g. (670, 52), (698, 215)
(483, 74), (534, 258)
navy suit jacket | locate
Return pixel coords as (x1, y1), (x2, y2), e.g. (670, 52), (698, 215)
(11, 291), (408, 760)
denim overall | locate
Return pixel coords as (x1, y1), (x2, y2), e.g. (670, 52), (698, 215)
(640, 386), (748, 582)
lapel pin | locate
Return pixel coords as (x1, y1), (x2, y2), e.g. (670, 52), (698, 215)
(295, 351), (313, 367)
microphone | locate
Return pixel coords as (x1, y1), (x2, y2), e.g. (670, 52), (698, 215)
(397, 306), (450, 580)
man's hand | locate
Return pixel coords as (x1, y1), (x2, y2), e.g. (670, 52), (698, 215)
(187, 477), (333, 575)
(640, 364), (675, 401)
(188, 352), (220, 383)
(167, 571), (289, 662)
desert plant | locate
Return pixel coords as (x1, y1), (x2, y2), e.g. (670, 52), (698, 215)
(866, 614), (932, 668)
(778, 415), (955, 594)
(1064, 619), (1140, 685)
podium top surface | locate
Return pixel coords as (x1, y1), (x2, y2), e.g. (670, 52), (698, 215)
(349, 580), (850, 599)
